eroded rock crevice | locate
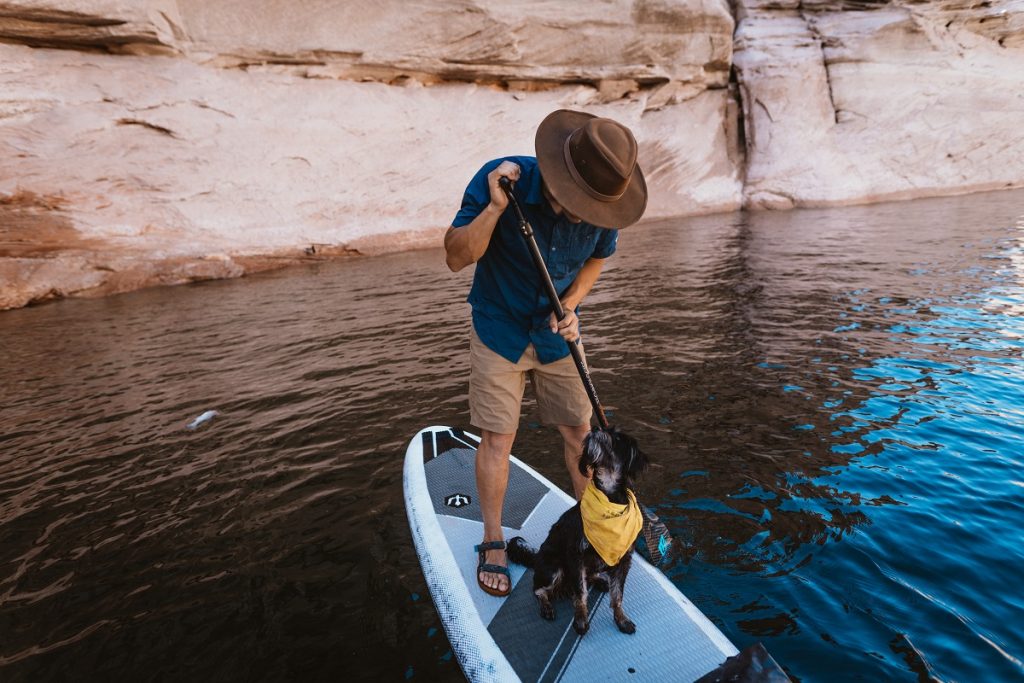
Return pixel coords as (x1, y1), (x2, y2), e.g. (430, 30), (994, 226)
(0, 3), (177, 54)
(798, 5), (839, 125)
(725, 64), (747, 182)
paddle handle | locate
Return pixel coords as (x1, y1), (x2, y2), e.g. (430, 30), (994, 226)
(499, 177), (610, 431)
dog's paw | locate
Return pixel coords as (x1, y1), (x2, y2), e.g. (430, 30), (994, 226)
(540, 604), (555, 621)
(572, 618), (590, 636)
(615, 618), (636, 635)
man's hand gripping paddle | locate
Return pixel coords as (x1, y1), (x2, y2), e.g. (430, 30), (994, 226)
(498, 176), (675, 566)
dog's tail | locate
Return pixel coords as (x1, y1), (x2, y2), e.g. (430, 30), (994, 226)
(506, 536), (536, 568)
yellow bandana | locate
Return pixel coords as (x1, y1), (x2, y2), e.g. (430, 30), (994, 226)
(580, 481), (643, 566)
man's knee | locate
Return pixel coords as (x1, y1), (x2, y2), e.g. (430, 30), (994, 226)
(559, 423), (592, 446)
(480, 429), (516, 458)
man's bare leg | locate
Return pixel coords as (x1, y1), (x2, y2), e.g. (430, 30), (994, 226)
(477, 429), (516, 593)
(557, 423), (592, 500)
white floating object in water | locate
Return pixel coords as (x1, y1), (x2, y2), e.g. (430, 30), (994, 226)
(186, 410), (219, 430)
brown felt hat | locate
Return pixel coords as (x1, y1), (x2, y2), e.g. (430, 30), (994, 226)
(535, 109), (647, 229)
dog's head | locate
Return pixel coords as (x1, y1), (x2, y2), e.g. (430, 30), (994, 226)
(578, 426), (649, 495)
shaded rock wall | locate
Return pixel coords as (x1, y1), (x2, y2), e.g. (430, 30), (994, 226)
(1, 0), (1022, 309)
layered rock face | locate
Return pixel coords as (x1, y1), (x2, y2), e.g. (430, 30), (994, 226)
(733, 0), (1024, 209)
(0, 0), (739, 309)
(1, 0), (1022, 309)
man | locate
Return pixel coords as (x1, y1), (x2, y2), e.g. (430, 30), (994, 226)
(444, 109), (647, 597)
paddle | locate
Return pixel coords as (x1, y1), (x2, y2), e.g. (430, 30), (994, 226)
(498, 177), (609, 429)
(498, 176), (675, 566)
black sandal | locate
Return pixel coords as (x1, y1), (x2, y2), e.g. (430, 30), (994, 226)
(474, 540), (511, 597)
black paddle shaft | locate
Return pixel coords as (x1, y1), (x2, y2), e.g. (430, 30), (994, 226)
(498, 176), (610, 430)
(498, 178), (678, 563)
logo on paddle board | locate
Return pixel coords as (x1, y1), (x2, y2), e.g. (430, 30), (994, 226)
(445, 493), (471, 508)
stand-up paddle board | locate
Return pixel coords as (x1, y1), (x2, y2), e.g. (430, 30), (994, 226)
(404, 426), (739, 682)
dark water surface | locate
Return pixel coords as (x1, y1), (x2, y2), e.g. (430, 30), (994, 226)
(2, 190), (1023, 682)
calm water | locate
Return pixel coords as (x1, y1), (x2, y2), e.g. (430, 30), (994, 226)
(2, 190), (1023, 682)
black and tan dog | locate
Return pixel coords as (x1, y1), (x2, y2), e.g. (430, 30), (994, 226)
(508, 426), (648, 636)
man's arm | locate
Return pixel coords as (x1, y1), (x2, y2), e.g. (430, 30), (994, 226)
(444, 161), (521, 272)
(549, 256), (608, 342)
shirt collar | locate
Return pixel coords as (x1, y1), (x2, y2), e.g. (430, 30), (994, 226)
(526, 163), (588, 227)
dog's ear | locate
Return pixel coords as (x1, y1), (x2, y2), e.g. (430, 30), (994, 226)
(578, 452), (591, 478)
(617, 430), (649, 478)
(627, 442), (649, 477)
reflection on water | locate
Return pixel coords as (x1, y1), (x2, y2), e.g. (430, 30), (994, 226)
(1, 190), (1022, 681)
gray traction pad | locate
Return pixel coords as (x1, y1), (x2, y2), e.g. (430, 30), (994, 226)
(488, 569), (604, 683)
(425, 447), (548, 530)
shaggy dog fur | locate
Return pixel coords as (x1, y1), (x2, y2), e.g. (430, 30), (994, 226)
(508, 426), (649, 636)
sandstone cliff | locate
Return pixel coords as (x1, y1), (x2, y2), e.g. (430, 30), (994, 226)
(1, 0), (1021, 309)
(734, 0), (1024, 209)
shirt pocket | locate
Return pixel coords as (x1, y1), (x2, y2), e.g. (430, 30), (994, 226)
(544, 229), (570, 280)
(565, 227), (596, 273)
(547, 253), (570, 280)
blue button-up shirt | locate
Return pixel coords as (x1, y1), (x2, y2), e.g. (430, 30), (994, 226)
(452, 156), (618, 364)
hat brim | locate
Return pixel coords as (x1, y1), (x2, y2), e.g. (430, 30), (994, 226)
(535, 109), (648, 229)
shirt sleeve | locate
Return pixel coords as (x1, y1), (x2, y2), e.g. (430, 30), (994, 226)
(591, 227), (618, 259)
(451, 159), (503, 228)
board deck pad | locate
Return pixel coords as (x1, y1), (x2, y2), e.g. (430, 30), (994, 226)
(489, 576), (605, 682)
(426, 447), (548, 528)
(404, 426), (738, 682)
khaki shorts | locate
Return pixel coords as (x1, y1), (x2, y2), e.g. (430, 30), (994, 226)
(469, 327), (593, 434)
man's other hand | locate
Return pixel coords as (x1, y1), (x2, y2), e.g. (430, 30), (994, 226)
(549, 308), (579, 343)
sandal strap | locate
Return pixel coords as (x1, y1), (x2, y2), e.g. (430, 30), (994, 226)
(478, 564), (510, 577)
(474, 540), (507, 552)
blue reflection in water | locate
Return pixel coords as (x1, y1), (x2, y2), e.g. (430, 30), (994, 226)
(819, 267), (1024, 679)
(669, 240), (1024, 681)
